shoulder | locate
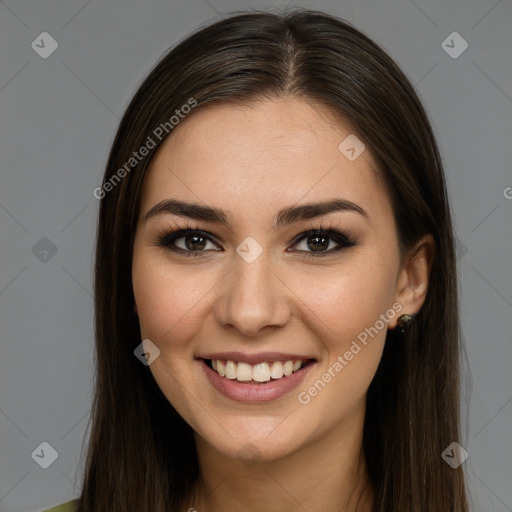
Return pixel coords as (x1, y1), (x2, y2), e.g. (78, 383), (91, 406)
(41, 499), (78, 512)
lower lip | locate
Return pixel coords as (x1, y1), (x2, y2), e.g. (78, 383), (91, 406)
(199, 359), (316, 403)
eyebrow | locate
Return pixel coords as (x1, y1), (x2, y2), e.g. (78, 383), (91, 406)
(142, 198), (368, 228)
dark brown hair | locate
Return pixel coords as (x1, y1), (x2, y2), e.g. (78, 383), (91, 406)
(78, 9), (468, 511)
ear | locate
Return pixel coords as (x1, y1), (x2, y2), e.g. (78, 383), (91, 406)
(388, 234), (435, 329)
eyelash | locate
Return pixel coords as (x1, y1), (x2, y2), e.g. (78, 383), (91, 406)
(153, 222), (357, 259)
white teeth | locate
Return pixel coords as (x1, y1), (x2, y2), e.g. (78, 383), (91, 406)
(225, 360), (237, 379)
(283, 361), (293, 376)
(211, 358), (308, 382)
(236, 362), (253, 381)
(269, 361), (284, 379)
(253, 362), (271, 382)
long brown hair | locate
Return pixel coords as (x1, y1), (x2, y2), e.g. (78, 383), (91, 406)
(78, 9), (468, 511)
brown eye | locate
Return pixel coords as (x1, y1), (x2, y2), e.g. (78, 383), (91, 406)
(156, 229), (221, 255)
(290, 229), (356, 258)
(182, 234), (208, 251)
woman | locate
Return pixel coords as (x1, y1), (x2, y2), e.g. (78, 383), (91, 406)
(44, 8), (468, 512)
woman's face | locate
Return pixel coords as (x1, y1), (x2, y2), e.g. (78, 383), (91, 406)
(132, 96), (408, 462)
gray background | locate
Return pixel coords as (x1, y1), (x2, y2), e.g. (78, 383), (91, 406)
(0, 0), (511, 511)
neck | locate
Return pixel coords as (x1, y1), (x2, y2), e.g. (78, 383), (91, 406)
(191, 400), (374, 512)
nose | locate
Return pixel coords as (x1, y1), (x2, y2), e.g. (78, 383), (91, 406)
(213, 250), (292, 338)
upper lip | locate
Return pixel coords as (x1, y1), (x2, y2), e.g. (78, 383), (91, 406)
(197, 352), (316, 365)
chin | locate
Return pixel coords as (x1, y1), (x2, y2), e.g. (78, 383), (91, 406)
(192, 410), (315, 463)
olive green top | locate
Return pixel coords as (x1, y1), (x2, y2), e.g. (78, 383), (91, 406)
(41, 499), (78, 512)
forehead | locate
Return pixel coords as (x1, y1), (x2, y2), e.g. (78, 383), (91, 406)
(139, 97), (391, 227)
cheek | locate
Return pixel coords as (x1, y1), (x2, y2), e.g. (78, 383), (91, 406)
(131, 256), (209, 414)
(294, 274), (394, 420)
(132, 253), (218, 350)
(296, 252), (398, 396)
(299, 255), (397, 341)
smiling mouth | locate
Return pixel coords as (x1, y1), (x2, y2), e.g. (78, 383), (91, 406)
(203, 358), (315, 384)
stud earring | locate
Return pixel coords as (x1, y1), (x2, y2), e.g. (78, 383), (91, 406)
(397, 313), (414, 334)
